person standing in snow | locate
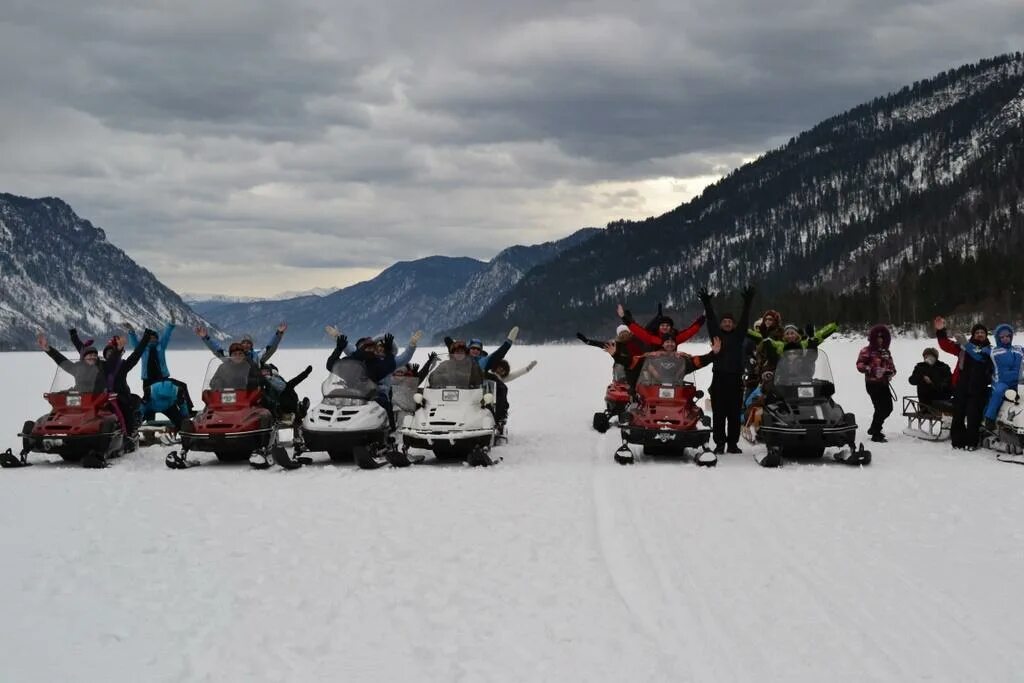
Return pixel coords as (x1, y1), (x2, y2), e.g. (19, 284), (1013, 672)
(962, 323), (1023, 431)
(856, 324), (896, 442)
(908, 348), (953, 408)
(935, 317), (992, 449)
(698, 284), (755, 454)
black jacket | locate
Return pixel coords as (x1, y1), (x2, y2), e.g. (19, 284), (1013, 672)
(702, 295), (753, 375)
(937, 329), (992, 396)
(909, 360), (953, 404)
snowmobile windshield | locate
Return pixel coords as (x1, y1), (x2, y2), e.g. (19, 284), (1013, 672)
(637, 355), (694, 387)
(49, 364), (103, 394)
(204, 358), (255, 391)
(774, 349), (835, 400)
(427, 358), (479, 388)
(323, 358), (377, 399)
(612, 363), (627, 383)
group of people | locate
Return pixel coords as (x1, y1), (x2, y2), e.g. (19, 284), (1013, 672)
(580, 288), (1023, 452)
(35, 315), (537, 445)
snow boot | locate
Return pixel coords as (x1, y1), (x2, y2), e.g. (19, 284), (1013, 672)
(726, 444), (742, 454)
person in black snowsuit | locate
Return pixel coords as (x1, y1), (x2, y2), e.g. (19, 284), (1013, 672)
(260, 363), (313, 418)
(327, 332), (398, 427)
(936, 320), (992, 450)
(699, 284), (755, 454)
(908, 348), (953, 408)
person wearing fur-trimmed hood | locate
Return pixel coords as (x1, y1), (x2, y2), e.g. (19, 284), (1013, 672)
(856, 324), (896, 442)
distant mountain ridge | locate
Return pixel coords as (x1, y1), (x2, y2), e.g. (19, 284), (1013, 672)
(0, 194), (221, 350)
(192, 229), (599, 343)
(448, 53), (1024, 341)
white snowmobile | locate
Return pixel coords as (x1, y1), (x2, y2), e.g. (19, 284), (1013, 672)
(982, 387), (1024, 464)
(297, 358), (412, 469)
(399, 357), (498, 466)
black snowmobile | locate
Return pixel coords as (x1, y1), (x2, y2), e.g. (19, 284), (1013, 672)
(757, 348), (870, 467)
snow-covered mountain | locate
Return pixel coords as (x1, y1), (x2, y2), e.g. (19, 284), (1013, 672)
(193, 228), (598, 343)
(0, 194), (215, 350)
(452, 53), (1024, 341)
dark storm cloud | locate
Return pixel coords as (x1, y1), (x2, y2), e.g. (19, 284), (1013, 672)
(0, 0), (1021, 295)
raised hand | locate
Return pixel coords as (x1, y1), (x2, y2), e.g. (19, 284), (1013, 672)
(742, 284), (756, 301)
(170, 310), (176, 324)
(410, 330), (423, 346)
(37, 333), (49, 351)
(507, 326), (520, 342)
(325, 325), (340, 338)
(382, 333), (395, 352)
(526, 360), (538, 371)
(337, 334), (348, 349)
(576, 332), (588, 343)
(195, 326), (208, 338)
(711, 337), (722, 354)
(115, 335), (127, 350)
(121, 321), (135, 332)
(698, 287), (711, 304)
(933, 316), (945, 331)
(277, 322), (288, 334)
(603, 341), (616, 355)
(616, 303), (625, 318)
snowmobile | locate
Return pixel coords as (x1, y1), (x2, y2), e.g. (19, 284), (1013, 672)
(295, 357), (409, 469)
(165, 358), (286, 470)
(592, 363), (631, 433)
(614, 354), (715, 466)
(2, 365), (126, 469)
(981, 388), (1024, 464)
(901, 396), (952, 441)
(400, 358), (498, 466)
(757, 349), (869, 467)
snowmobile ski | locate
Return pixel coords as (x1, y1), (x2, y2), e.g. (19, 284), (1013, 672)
(755, 448), (783, 468)
(834, 444), (872, 466)
(467, 445), (496, 467)
(614, 444), (635, 465)
(386, 447), (425, 468)
(695, 449), (718, 467)
(0, 448), (30, 468)
(354, 445), (389, 470)
(272, 445), (302, 470)
(996, 452), (1024, 465)
(165, 450), (200, 469)
(81, 452), (108, 469)
(249, 451), (274, 470)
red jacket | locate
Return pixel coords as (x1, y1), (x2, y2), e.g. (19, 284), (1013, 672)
(627, 315), (705, 348)
(935, 329), (961, 387)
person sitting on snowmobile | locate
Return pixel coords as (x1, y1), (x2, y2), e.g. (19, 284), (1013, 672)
(325, 329), (398, 423)
(259, 363), (313, 420)
(614, 303), (705, 350)
(209, 343), (261, 391)
(196, 323), (287, 365)
(758, 323), (837, 375)
(578, 325), (647, 387)
(486, 358), (538, 426)
(611, 334), (721, 376)
(856, 324), (896, 442)
(742, 370), (775, 440)
(429, 340), (485, 388)
(908, 348), (953, 409)
(963, 324), (1023, 430)
(935, 317), (992, 449)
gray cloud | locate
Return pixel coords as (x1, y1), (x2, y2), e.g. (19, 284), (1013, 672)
(0, 0), (1021, 295)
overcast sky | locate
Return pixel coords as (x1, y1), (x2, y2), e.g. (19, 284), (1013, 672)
(1, 1), (1021, 296)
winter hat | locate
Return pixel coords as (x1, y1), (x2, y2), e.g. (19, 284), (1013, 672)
(656, 315), (675, 328)
(241, 333), (254, 343)
(228, 342), (246, 355)
(783, 324), (801, 335)
(615, 324), (630, 336)
(450, 340), (468, 353)
(355, 336), (375, 349)
(922, 347), (939, 360)
(468, 339), (484, 350)
(80, 345), (98, 360)
(971, 323), (988, 335)
(720, 312), (736, 323)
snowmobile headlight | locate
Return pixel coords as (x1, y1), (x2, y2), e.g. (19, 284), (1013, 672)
(66, 393), (81, 407)
(798, 387), (815, 399)
(481, 393), (495, 406)
(221, 391), (237, 404)
(442, 390), (460, 402)
(1004, 389), (1018, 403)
(414, 393), (424, 405)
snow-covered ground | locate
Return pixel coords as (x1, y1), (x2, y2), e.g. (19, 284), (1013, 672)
(1, 339), (1023, 682)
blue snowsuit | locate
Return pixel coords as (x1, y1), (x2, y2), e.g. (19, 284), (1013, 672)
(128, 323), (174, 382)
(966, 324), (1023, 421)
(129, 323), (193, 425)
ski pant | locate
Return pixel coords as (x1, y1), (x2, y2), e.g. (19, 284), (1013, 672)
(710, 372), (743, 447)
(951, 387), (989, 448)
(115, 393), (141, 434)
(865, 382), (893, 434)
(493, 379), (509, 423)
(376, 391), (395, 431)
(984, 381), (1017, 421)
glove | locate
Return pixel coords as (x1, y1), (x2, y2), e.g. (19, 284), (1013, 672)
(741, 284), (756, 302)
(695, 314), (706, 326)
(337, 334), (348, 349)
(576, 332), (589, 343)
(382, 333), (395, 353)
(427, 351), (439, 362)
(507, 326), (519, 342)
(697, 287), (711, 305)
(804, 323), (815, 339)
(527, 360), (538, 370)
(621, 309), (635, 325)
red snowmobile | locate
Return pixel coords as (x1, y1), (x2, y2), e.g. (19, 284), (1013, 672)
(2, 367), (126, 469)
(165, 358), (287, 469)
(615, 354), (715, 465)
(592, 364), (632, 432)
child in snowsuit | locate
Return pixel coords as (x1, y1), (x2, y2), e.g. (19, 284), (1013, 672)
(856, 324), (896, 442)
